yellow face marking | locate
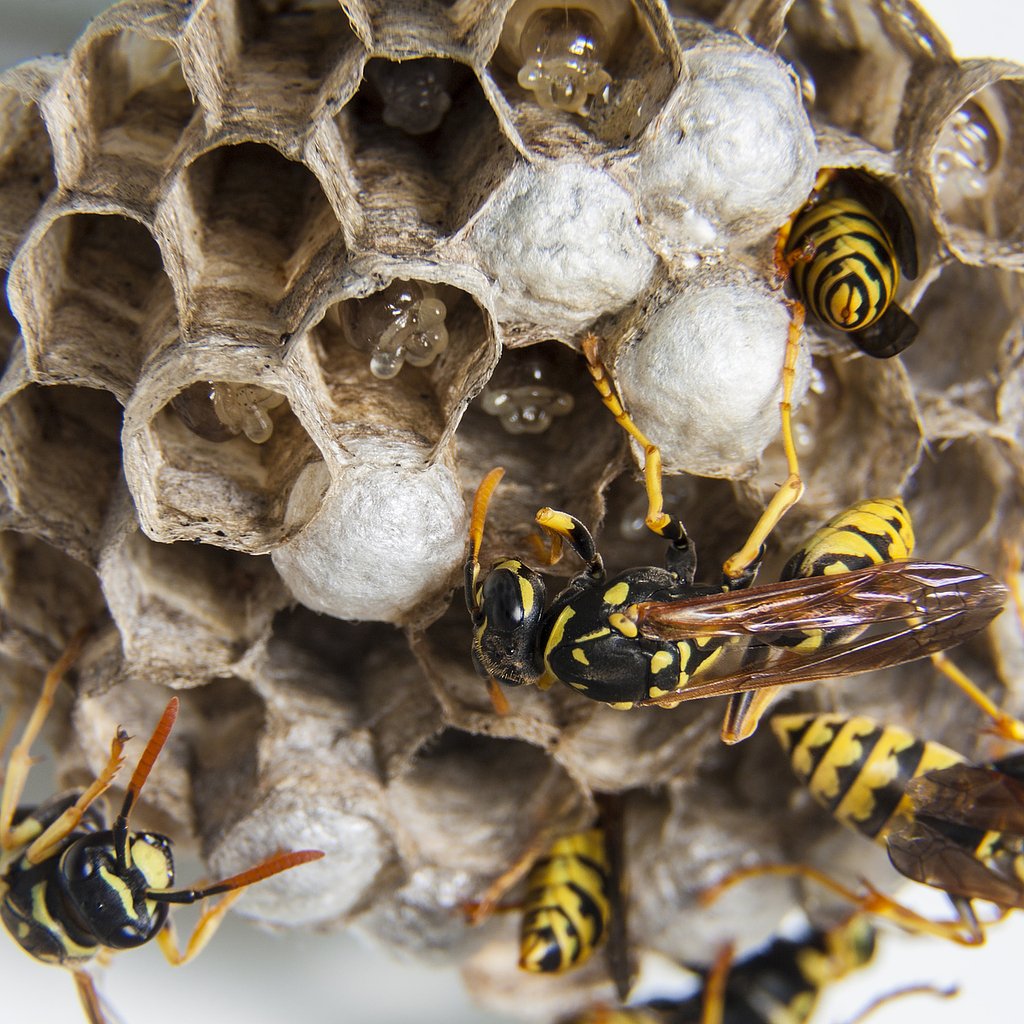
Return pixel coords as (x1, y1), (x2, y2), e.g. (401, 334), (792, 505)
(602, 581), (630, 606)
(571, 647), (589, 666)
(543, 606), (575, 662)
(518, 574), (535, 618)
(132, 837), (173, 891)
(29, 882), (96, 961)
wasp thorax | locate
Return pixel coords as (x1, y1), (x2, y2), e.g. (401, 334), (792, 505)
(171, 382), (286, 444)
(364, 58), (454, 136)
(934, 99), (1001, 201)
(480, 351), (575, 434)
(339, 280), (449, 379)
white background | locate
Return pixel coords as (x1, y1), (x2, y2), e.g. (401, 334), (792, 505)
(1, 1), (1024, 1022)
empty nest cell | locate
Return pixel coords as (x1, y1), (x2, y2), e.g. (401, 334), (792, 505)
(11, 211), (172, 399)
(0, 382), (123, 564)
(176, 142), (346, 338)
(342, 59), (517, 244)
(0, 71), (56, 267)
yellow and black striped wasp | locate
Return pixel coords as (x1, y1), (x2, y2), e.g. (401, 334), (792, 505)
(466, 334), (1006, 741)
(706, 709), (1024, 945)
(558, 915), (878, 1024)
(466, 795), (632, 999)
(778, 168), (919, 359)
(558, 914), (953, 1024)
(0, 631), (323, 1024)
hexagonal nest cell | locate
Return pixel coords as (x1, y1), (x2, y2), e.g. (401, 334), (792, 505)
(2, 1), (1024, 1022)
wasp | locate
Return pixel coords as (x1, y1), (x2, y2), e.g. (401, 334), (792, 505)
(0, 632), (323, 1024)
(466, 795), (632, 999)
(558, 916), (894, 1024)
(759, 709), (1024, 942)
(519, 825), (613, 975)
(466, 469), (1006, 743)
(778, 168), (919, 359)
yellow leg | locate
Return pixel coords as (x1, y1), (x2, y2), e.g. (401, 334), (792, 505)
(581, 334), (684, 544)
(719, 686), (782, 745)
(701, 942), (734, 1024)
(72, 969), (111, 1024)
(722, 304), (805, 581)
(930, 651), (1024, 742)
(25, 727), (127, 864)
(700, 862), (984, 946)
(156, 888), (247, 966)
(1, 629), (89, 850)
(841, 984), (958, 1024)
(463, 829), (550, 927)
(154, 849), (323, 965)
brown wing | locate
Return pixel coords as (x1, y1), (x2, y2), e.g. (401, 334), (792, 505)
(636, 562), (1006, 708)
(906, 764), (1024, 836)
(886, 817), (1024, 908)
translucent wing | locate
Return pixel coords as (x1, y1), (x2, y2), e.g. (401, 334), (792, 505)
(905, 764), (1024, 836)
(886, 816), (1024, 908)
(635, 562), (1006, 708)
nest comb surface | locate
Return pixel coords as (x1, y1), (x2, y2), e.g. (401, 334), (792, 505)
(1, 0), (1024, 1019)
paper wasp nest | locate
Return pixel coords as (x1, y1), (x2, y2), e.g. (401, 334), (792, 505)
(1, 0), (1023, 1018)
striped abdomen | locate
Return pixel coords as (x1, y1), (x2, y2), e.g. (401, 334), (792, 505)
(519, 828), (611, 974)
(772, 713), (965, 842)
(788, 197), (900, 333)
(781, 498), (914, 581)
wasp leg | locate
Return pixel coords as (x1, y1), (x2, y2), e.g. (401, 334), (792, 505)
(72, 969), (111, 1024)
(701, 942), (734, 1024)
(840, 984), (958, 1024)
(152, 849), (324, 965)
(581, 334), (694, 581)
(722, 304), (805, 583)
(535, 508), (605, 580)
(719, 688), (781, 745)
(25, 727), (128, 865)
(701, 862), (985, 945)
(463, 828), (552, 928)
(930, 651), (1024, 742)
(1, 629), (89, 850)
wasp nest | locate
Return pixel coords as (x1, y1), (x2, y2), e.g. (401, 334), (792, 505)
(2, 0), (1023, 1019)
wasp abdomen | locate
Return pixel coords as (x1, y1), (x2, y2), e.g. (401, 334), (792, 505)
(519, 828), (611, 973)
(772, 713), (965, 841)
(781, 497), (914, 580)
(788, 197), (900, 333)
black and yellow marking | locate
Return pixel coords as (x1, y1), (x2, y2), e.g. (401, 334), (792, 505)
(1, 640), (323, 1024)
(721, 498), (914, 742)
(558, 916), (877, 1024)
(780, 169), (918, 359)
(772, 712), (965, 841)
(519, 828), (612, 974)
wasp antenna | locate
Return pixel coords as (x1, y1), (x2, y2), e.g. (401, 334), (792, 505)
(470, 467), (505, 561)
(114, 697), (179, 872)
(149, 848), (324, 904)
